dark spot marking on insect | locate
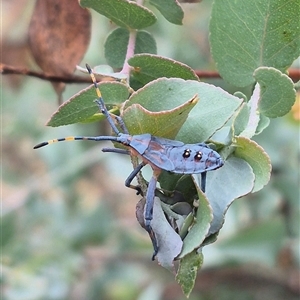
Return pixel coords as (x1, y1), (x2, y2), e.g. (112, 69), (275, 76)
(183, 149), (191, 158)
(194, 151), (202, 161)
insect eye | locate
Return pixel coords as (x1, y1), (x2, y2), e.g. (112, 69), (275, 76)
(183, 149), (191, 158)
(194, 151), (202, 161)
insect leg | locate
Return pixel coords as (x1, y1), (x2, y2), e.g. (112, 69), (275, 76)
(125, 162), (146, 195)
(102, 148), (130, 155)
(201, 171), (207, 193)
(86, 64), (121, 135)
(144, 174), (159, 260)
(112, 115), (129, 134)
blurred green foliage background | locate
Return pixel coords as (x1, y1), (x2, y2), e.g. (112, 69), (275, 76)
(2, 1), (299, 299)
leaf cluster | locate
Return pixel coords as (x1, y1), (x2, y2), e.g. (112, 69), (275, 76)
(34, 0), (299, 296)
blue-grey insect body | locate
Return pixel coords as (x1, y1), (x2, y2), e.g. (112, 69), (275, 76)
(34, 64), (224, 260)
(141, 137), (223, 174)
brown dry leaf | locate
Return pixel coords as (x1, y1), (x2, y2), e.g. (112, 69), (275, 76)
(28, 0), (91, 103)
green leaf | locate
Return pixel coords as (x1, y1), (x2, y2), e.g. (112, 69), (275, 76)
(178, 180), (213, 258)
(80, 0), (156, 29)
(47, 82), (129, 127)
(151, 198), (183, 269)
(176, 251), (203, 298)
(210, 0), (300, 87)
(124, 78), (242, 143)
(149, 0), (184, 25)
(135, 31), (157, 56)
(105, 28), (157, 68)
(128, 54), (199, 84)
(255, 114), (270, 135)
(194, 156), (255, 235)
(234, 136), (272, 192)
(122, 94), (198, 138)
(232, 103), (250, 136)
(254, 67), (296, 118)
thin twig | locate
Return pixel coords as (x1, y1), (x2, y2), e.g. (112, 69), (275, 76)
(2, 63), (300, 83)
(1, 63), (92, 84)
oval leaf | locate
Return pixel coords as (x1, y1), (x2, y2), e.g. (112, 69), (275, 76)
(47, 82), (129, 127)
(254, 67), (296, 118)
(128, 54), (199, 84)
(210, 0), (300, 87)
(149, 0), (184, 25)
(80, 0), (156, 29)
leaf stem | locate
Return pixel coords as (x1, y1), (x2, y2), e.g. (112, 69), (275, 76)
(120, 0), (145, 80)
(120, 29), (137, 80)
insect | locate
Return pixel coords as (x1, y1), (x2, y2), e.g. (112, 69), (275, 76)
(34, 64), (224, 260)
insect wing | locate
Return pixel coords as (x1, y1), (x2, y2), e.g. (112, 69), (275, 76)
(129, 133), (152, 155)
(143, 137), (177, 171)
(150, 136), (185, 147)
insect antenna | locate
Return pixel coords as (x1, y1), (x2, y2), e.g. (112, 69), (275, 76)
(33, 135), (122, 149)
(34, 64), (131, 150)
(86, 64), (121, 135)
